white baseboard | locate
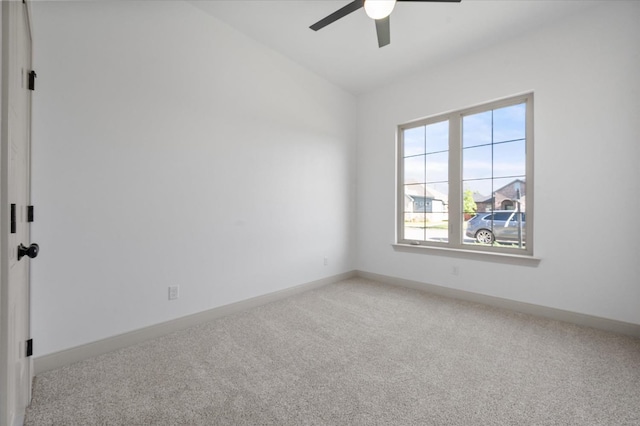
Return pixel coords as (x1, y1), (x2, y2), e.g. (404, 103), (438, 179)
(35, 269), (639, 374)
(356, 270), (640, 338)
(34, 271), (357, 374)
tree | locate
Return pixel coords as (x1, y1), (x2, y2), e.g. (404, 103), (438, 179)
(463, 189), (477, 220)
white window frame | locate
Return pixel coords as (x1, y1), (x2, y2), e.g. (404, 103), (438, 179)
(396, 93), (534, 257)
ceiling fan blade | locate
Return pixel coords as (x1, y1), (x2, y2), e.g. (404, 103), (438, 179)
(375, 17), (391, 48)
(310, 0), (365, 31)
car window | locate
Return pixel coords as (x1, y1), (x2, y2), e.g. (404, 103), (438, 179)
(510, 213), (525, 222)
(492, 212), (512, 221)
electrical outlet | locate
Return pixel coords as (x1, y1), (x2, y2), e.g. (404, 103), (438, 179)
(451, 266), (459, 276)
(168, 286), (179, 300)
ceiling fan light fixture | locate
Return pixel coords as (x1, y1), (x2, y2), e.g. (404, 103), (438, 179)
(364, 0), (396, 20)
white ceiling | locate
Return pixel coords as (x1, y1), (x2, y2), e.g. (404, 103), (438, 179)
(191, 0), (600, 95)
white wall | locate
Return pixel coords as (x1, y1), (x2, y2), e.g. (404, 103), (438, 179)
(31, 1), (357, 356)
(357, 2), (640, 325)
(31, 1), (640, 358)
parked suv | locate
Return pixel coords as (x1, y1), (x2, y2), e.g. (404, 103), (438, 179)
(466, 210), (526, 244)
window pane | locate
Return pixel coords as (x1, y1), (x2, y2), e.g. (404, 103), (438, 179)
(403, 127), (425, 157)
(404, 184), (425, 240)
(425, 120), (449, 153)
(428, 181), (449, 197)
(463, 180), (493, 206)
(493, 140), (526, 178)
(463, 111), (492, 148)
(424, 183), (449, 243)
(426, 151), (448, 183)
(404, 184), (425, 213)
(493, 177), (525, 211)
(404, 155), (425, 184)
(424, 184), (448, 210)
(463, 178), (526, 248)
(461, 103), (527, 250)
(463, 145), (492, 180)
(425, 212), (449, 243)
(402, 183), (449, 243)
(404, 225), (425, 242)
(493, 103), (525, 143)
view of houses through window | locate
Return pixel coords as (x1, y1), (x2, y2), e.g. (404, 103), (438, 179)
(399, 94), (533, 254)
(402, 119), (449, 242)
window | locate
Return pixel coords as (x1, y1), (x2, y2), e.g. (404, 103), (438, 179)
(397, 94), (533, 255)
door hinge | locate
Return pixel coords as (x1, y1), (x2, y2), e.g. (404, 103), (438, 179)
(11, 204), (17, 233)
(27, 205), (34, 222)
(26, 339), (33, 357)
(28, 70), (37, 91)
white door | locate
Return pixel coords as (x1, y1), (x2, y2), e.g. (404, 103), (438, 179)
(1, 1), (35, 425)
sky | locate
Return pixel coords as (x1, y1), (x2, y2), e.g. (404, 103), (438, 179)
(403, 102), (526, 199)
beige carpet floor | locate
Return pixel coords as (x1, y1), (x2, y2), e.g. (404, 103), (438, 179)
(25, 278), (640, 425)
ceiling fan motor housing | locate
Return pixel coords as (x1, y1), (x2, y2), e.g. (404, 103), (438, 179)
(310, 0), (462, 48)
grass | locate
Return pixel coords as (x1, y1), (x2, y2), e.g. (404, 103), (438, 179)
(404, 220), (457, 230)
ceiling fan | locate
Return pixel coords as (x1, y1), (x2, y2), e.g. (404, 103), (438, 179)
(310, 0), (461, 48)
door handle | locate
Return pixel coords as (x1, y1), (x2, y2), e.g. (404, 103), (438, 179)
(17, 243), (39, 261)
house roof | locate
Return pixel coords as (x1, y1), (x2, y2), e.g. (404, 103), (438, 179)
(470, 179), (525, 203)
(472, 192), (490, 203)
(495, 178), (525, 194)
(405, 184), (448, 202)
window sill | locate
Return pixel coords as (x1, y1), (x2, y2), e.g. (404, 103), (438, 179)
(392, 243), (542, 266)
